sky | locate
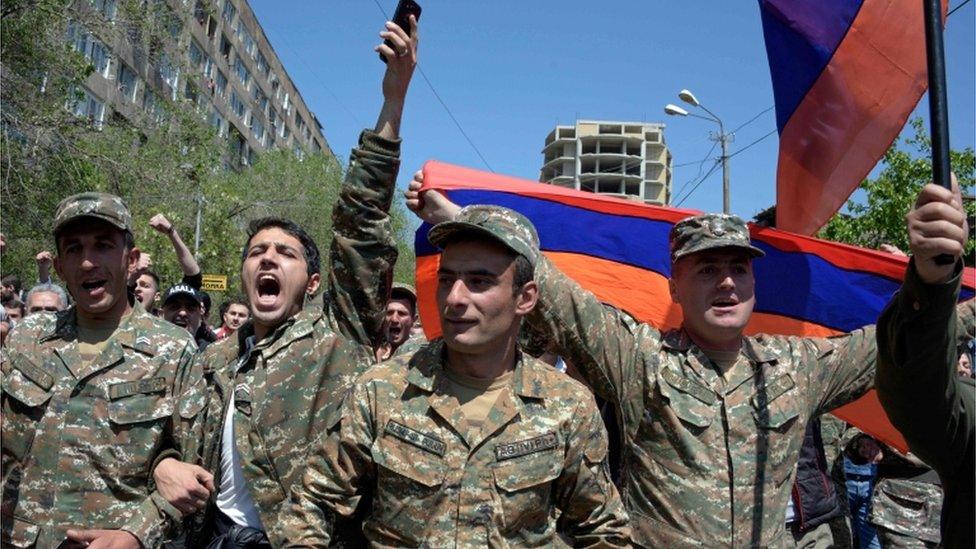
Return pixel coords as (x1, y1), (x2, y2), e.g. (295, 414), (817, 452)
(250, 0), (976, 221)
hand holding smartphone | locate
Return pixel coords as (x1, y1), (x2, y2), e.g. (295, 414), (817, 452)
(379, 0), (421, 63)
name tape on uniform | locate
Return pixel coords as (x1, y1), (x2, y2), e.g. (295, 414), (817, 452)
(495, 432), (558, 461)
(108, 377), (167, 400)
(385, 420), (446, 456)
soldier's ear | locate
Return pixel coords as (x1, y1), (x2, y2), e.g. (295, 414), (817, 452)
(127, 247), (142, 271)
(668, 278), (679, 303)
(514, 280), (539, 316)
(305, 272), (321, 295)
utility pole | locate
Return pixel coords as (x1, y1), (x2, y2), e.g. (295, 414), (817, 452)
(665, 89), (733, 213)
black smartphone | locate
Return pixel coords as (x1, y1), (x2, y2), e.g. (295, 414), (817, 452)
(379, 0), (421, 63)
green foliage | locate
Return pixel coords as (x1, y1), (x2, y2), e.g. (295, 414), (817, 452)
(819, 118), (975, 264)
(0, 1), (417, 302)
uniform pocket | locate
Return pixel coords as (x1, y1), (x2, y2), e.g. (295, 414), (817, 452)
(1, 515), (39, 548)
(106, 392), (174, 480)
(751, 373), (799, 430)
(492, 451), (562, 531)
(370, 431), (447, 543)
(1, 359), (54, 460)
(658, 367), (714, 429)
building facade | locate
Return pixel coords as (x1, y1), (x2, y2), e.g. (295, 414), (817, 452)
(540, 120), (672, 206)
(68, 0), (332, 166)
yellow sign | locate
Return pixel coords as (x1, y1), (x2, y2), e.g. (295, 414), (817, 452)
(201, 274), (228, 292)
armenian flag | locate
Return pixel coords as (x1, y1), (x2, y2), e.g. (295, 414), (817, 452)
(414, 160), (975, 452)
(760, 0), (940, 235)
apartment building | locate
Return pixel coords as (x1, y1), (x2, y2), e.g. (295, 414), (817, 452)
(540, 120), (672, 206)
(67, 0), (332, 166)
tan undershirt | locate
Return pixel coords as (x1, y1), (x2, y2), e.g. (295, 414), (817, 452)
(442, 367), (515, 436)
(700, 348), (742, 391)
(76, 313), (125, 365)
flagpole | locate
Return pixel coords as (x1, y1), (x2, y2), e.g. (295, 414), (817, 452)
(922, 0), (954, 265)
(923, 0), (951, 188)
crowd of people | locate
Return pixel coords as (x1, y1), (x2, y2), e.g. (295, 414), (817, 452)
(1, 15), (974, 549)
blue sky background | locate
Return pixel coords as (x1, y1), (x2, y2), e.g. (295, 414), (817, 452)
(250, 0), (975, 220)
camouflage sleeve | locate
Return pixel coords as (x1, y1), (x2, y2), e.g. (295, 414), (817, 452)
(803, 322), (878, 416)
(326, 129), (400, 350)
(554, 391), (632, 546)
(119, 494), (172, 547)
(876, 260), (970, 480)
(275, 381), (378, 547)
(527, 255), (649, 404)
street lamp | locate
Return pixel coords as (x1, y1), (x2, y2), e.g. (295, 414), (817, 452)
(664, 89), (733, 213)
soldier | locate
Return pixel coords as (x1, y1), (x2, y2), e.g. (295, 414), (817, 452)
(876, 179), (974, 548)
(150, 15), (419, 547)
(404, 175), (973, 547)
(277, 205), (631, 547)
(374, 282), (426, 361)
(1, 192), (196, 547)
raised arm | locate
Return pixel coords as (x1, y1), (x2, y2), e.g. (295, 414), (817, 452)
(326, 16), (418, 348)
(150, 214), (202, 288)
(876, 180), (970, 478)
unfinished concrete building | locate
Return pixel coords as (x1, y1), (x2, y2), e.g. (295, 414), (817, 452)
(540, 120), (672, 205)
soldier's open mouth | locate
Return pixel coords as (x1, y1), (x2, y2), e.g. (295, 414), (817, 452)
(255, 274), (281, 308)
(81, 279), (108, 297)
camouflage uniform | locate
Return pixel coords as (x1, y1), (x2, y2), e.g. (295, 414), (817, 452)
(527, 213), (882, 547)
(171, 129), (399, 545)
(1, 193), (196, 547)
(276, 341), (631, 547)
(276, 205), (630, 547)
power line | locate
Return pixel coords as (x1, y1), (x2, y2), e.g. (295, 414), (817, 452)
(949, 0), (971, 17)
(674, 159), (722, 207)
(370, 0), (494, 172)
(726, 130), (777, 159)
(671, 141), (718, 199)
(730, 106), (774, 134)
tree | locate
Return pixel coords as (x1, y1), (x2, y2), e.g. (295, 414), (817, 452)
(819, 118), (975, 264)
(1, 1), (417, 305)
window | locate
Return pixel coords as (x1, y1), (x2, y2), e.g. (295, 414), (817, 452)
(209, 106), (226, 136)
(68, 22), (111, 77)
(143, 88), (165, 124)
(235, 19), (256, 58)
(188, 40), (205, 70)
(234, 56), (250, 89)
(251, 116), (264, 145)
(292, 142), (304, 160)
(219, 34), (232, 59)
(90, 0), (117, 20)
(158, 52), (180, 99)
(229, 90), (245, 118)
(255, 51), (269, 77)
(222, 0), (236, 23)
(215, 69), (227, 97)
(281, 91), (290, 114)
(194, 0), (207, 25)
(116, 62), (138, 101)
(71, 87), (105, 128)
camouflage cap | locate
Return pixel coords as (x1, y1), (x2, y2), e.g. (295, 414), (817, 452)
(391, 282), (417, 305)
(53, 192), (132, 237)
(669, 213), (765, 263)
(428, 205), (540, 266)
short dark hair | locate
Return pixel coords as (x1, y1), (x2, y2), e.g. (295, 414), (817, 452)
(140, 270), (161, 289)
(242, 217), (320, 277)
(218, 295), (248, 326)
(1, 274), (21, 292)
(4, 298), (25, 316)
(54, 218), (135, 254)
(441, 231), (535, 296)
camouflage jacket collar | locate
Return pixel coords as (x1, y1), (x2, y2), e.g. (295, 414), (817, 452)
(661, 329), (779, 364)
(248, 307), (322, 361)
(406, 339), (551, 400)
(38, 302), (156, 355)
